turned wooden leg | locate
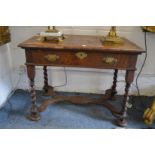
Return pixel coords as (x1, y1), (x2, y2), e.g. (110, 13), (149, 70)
(111, 69), (118, 99)
(105, 69), (118, 99)
(27, 65), (40, 121)
(43, 66), (55, 96)
(116, 70), (134, 127)
(43, 66), (48, 93)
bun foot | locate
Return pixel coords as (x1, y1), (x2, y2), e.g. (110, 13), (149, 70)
(26, 112), (41, 121)
(115, 119), (127, 127)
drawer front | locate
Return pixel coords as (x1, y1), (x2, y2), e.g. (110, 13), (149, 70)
(26, 50), (136, 70)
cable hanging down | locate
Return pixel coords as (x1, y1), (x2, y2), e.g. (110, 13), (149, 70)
(135, 31), (148, 96)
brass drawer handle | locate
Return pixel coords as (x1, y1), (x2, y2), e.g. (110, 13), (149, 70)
(102, 57), (118, 64)
(45, 54), (59, 62)
(76, 52), (87, 60)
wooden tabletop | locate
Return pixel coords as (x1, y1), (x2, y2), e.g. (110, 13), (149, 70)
(18, 35), (145, 54)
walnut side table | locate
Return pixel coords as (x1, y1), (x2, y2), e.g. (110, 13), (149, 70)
(18, 35), (144, 127)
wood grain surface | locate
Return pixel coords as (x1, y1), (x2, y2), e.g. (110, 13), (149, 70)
(18, 35), (145, 54)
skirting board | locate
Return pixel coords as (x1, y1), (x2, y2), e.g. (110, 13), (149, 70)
(11, 67), (155, 96)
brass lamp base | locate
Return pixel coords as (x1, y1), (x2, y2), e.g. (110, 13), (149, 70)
(101, 36), (124, 44)
(38, 26), (65, 43)
(38, 35), (64, 43)
(101, 26), (124, 45)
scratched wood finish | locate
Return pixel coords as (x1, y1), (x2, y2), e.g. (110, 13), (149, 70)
(18, 34), (145, 127)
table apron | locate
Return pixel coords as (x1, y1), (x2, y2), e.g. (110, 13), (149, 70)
(25, 50), (138, 71)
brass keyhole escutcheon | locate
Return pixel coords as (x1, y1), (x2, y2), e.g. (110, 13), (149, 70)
(76, 52), (87, 60)
(45, 54), (59, 62)
(102, 57), (118, 65)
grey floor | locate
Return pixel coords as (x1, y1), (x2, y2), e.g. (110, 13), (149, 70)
(0, 89), (154, 129)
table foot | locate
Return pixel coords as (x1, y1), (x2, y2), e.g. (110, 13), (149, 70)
(115, 118), (127, 127)
(26, 111), (41, 121)
(27, 104), (40, 121)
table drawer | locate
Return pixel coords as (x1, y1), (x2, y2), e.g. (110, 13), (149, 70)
(26, 50), (136, 69)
